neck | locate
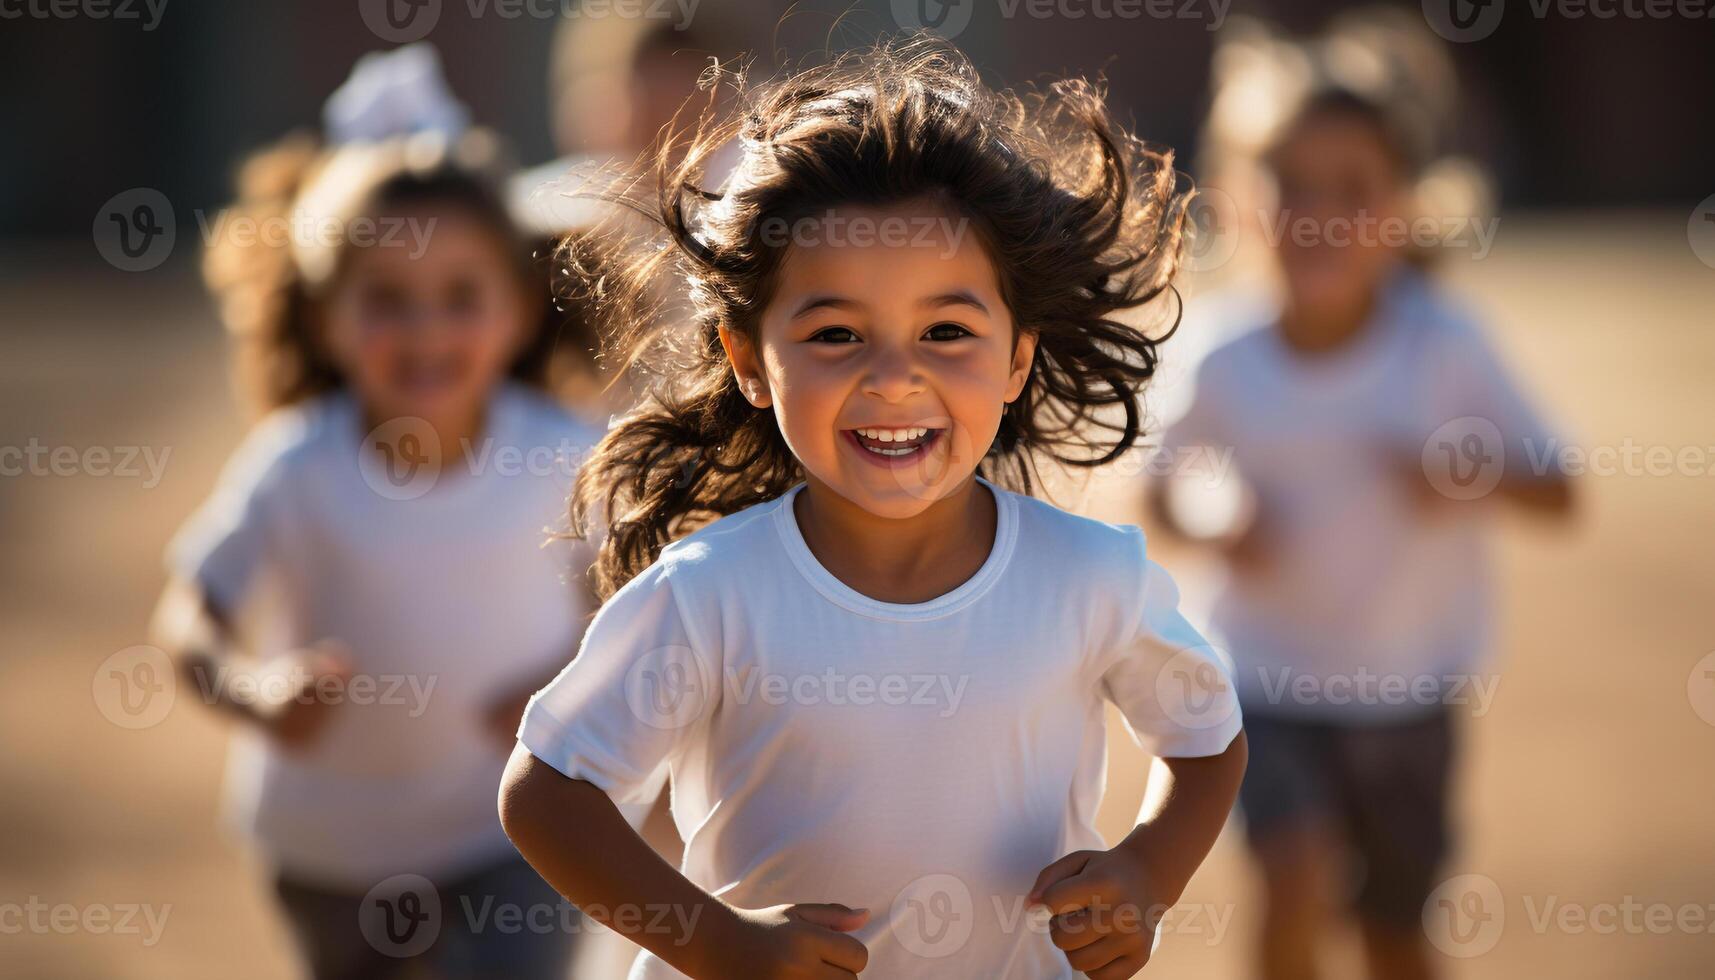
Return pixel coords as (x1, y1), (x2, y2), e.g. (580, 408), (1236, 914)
(792, 474), (996, 605)
(1278, 288), (1379, 355)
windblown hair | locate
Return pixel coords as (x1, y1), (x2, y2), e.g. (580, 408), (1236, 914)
(203, 132), (591, 415)
(564, 35), (1194, 597)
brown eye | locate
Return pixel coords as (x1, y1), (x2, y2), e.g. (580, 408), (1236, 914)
(809, 326), (859, 343)
(924, 322), (971, 341)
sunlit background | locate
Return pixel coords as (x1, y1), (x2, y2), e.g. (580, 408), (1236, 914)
(2, 1), (1713, 977)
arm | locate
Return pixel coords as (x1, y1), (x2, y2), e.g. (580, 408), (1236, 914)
(149, 576), (346, 744)
(498, 745), (870, 980)
(1028, 732), (1248, 979)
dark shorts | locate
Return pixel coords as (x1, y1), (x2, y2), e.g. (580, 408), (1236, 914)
(273, 853), (579, 980)
(1238, 706), (1456, 927)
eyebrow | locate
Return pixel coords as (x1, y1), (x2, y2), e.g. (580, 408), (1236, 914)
(789, 290), (990, 319)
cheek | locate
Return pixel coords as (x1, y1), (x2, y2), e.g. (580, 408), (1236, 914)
(322, 306), (399, 379)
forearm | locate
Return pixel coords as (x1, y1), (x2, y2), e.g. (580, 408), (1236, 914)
(498, 745), (735, 976)
(1117, 730), (1248, 905)
(151, 578), (253, 719)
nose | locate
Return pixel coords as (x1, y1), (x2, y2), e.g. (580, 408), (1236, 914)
(860, 340), (927, 403)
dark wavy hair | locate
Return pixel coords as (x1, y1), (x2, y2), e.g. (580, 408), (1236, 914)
(563, 35), (1193, 597)
(203, 133), (593, 415)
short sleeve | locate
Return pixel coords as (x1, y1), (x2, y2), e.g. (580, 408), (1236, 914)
(165, 413), (300, 617)
(1428, 313), (1562, 464)
(1098, 529), (1243, 758)
(518, 561), (716, 804)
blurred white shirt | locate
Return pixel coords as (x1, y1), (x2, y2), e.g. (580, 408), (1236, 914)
(1160, 270), (1560, 722)
(519, 477), (1242, 979)
(170, 383), (610, 887)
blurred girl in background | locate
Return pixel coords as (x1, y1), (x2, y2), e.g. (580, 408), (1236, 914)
(1151, 11), (1572, 980)
(152, 45), (625, 980)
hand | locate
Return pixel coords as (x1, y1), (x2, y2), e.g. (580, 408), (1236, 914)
(1029, 848), (1162, 979)
(700, 902), (870, 979)
(242, 641), (352, 751)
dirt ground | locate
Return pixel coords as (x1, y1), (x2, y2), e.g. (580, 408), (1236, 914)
(2, 213), (1711, 978)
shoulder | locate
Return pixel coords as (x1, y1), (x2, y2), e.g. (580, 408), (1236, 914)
(218, 394), (348, 496)
(495, 383), (607, 458)
(1003, 487), (1149, 571)
(1388, 270), (1491, 355)
(655, 493), (789, 577)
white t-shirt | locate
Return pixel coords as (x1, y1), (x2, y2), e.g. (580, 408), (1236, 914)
(519, 476), (1242, 979)
(1161, 271), (1559, 721)
(169, 383), (610, 887)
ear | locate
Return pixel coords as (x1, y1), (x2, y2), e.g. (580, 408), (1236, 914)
(716, 324), (772, 409)
(1003, 329), (1038, 403)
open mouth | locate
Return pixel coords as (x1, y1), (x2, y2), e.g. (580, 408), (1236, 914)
(844, 425), (945, 464)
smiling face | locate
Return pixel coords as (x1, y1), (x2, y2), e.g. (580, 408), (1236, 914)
(719, 199), (1037, 520)
(318, 205), (531, 439)
(1265, 108), (1412, 317)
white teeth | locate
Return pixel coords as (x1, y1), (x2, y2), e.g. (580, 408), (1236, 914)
(856, 426), (929, 442)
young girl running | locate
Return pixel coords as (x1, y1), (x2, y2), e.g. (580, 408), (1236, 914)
(1155, 14), (1572, 980)
(155, 87), (627, 977)
(500, 38), (1248, 979)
